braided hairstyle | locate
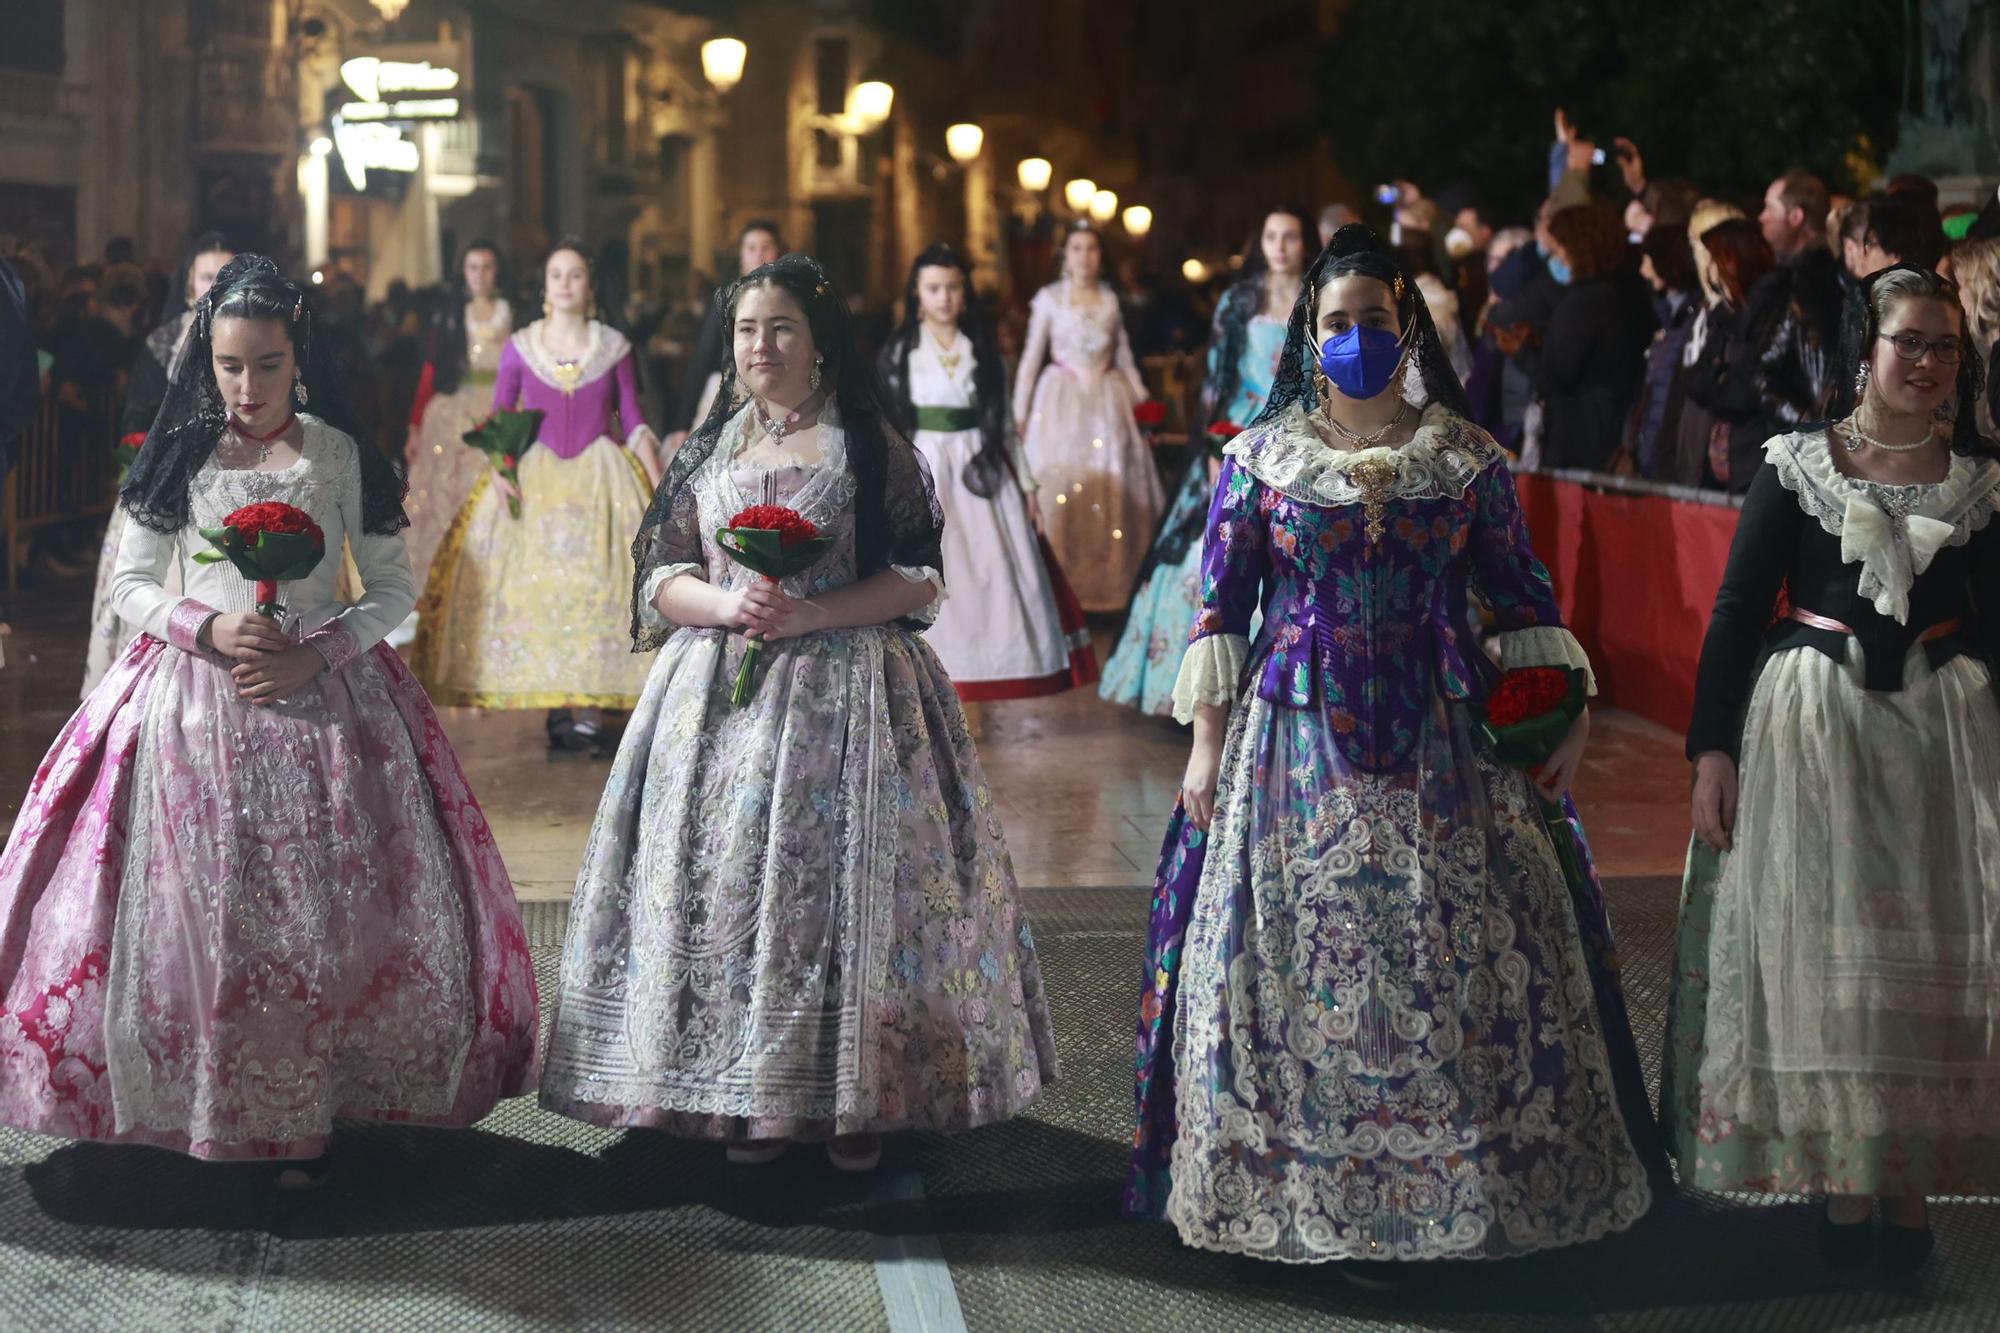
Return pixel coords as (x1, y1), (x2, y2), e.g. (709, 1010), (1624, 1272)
(122, 254), (408, 535)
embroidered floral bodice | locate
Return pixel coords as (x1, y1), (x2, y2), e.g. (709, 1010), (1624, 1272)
(640, 402), (943, 632)
(1184, 401), (1584, 772)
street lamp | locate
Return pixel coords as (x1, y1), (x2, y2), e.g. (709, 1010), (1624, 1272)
(370, 0), (410, 19)
(847, 80), (895, 130)
(945, 123), (984, 164)
(1063, 178), (1097, 213)
(1089, 189), (1118, 224)
(700, 37), (747, 93)
(1016, 157), (1052, 191)
(1122, 205), (1152, 237)
(1182, 258), (1210, 283)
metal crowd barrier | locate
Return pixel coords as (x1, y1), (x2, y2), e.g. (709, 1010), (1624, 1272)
(1530, 464), (1747, 510)
(2, 383), (121, 591)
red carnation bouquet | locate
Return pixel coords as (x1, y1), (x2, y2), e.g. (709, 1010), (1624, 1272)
(193, 501), (327, 620)
(715, 504), (835, 707)
(1479, 665), (1590, 886)
(462, 408), (543, 519)
(1204, 419), (1243, 459)
(1134, 399), (1167, 439)
(115, 432), (146, 485)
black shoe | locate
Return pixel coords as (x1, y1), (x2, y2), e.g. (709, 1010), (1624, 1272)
(547, 709), (591, 751)
(1817, 1207), (1874, 1267)
(1880, 1220), (1935, 1273)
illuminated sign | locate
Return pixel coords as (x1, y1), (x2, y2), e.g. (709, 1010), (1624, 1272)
(333, 119), (419, 190)
(340, 57), (459, 101)
(338, 97), (461, 121)
(338, 58), (462, 121)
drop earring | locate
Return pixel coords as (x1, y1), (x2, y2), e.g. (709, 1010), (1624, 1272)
(809, 356), (824, 392)
(293, 366), (308, 407)
(543, 299), (553, 320)
(1853, 361), (1870, 399)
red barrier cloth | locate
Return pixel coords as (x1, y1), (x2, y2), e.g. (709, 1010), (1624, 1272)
(1515, 473), (1740, 734)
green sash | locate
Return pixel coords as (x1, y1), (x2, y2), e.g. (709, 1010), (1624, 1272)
(913, 405), (981, 433)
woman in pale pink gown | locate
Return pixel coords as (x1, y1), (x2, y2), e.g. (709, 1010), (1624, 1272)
(0, 257), (538, 1186)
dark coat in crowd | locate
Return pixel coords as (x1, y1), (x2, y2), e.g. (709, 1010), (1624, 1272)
(0, 258), (38, 482)
(1681, 254), (1835, 494)
(1534, 269), (1658, 471)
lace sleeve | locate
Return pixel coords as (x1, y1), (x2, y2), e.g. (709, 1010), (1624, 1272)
(631, 475), (707, 645)
(879, 423), (947, 623)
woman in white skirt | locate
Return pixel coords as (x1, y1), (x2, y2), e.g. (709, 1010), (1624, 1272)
(878, 243), (1093, 700)
(1013, 225), (1165, 612)
(1666, 264), (2000, 1272)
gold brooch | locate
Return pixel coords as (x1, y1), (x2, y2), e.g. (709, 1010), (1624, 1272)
(1348, 457), (1399, 547)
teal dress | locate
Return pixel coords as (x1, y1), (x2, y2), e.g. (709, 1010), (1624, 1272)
(1099, 315), (1285, 716)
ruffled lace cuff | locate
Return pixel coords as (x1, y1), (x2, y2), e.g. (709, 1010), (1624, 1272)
(1497, 625), (1597, 696)
(1171, 633), (1249, 723)
(303, 620), (362, 675)
(893, 565), (947, 625)
(166, 598), (219, 654)
(638, 563), (704, 631)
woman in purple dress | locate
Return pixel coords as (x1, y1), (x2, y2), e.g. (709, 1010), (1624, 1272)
(1124, 226), (1662, 1265)
(414, 239), (664, 750)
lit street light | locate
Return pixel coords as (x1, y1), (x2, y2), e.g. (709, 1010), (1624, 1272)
(1063, 178), (1097, 212)
(1122, 205), (1152, 237)
(701, 37), (747, 93)
(945, 123), (984, 164)
(1088, 189), (1118, 224)
(1017, 157), (1052, 191)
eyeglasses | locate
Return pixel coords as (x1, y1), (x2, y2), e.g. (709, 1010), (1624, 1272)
(1879, 331), (1963, 364)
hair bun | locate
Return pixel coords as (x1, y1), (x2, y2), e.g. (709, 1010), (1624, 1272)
(1324, 223), (1397, 262)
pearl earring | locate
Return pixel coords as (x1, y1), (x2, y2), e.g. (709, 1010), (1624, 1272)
(809, 357), (823, 392)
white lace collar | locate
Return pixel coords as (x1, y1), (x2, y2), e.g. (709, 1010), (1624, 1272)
(1222, 400), (1502, 507)
(513, 318), (629, 394)
(1766, 430), (2000, 623)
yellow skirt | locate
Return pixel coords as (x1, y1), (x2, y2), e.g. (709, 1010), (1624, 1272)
(412, 437), (655, 709)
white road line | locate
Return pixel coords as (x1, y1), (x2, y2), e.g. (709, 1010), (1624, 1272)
(870, 1168), (970, 1333)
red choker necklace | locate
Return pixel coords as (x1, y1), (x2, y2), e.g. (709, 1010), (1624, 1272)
(228, 412), (297, 443)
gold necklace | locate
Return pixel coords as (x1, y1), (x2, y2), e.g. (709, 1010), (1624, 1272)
(1323, 398), (1409, 449)
(929, 330), (963, 374)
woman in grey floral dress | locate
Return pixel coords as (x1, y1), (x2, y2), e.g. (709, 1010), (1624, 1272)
(540, 255), (1058, 1171)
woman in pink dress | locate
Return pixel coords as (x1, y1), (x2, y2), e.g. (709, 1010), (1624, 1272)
(0, 257), (539, 1186)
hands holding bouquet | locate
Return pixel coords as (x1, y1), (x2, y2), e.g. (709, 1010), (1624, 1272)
(715, 505), (835, 706)
(192, 501), (330, 705)
(463, 409), (543, 518)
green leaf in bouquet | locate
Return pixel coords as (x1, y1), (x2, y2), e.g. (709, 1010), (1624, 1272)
(463, 408), (544, 455)
(715, 527), (836, 580)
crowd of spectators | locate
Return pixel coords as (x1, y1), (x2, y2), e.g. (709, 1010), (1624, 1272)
(1358, 110), (2000, 494)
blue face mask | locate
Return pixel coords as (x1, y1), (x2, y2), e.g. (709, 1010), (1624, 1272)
(1548, 256), (1573, 285)
(1318, 323), (1408, 401)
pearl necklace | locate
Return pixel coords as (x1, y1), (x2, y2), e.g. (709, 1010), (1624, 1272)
(1839, 415), (1934, 454)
